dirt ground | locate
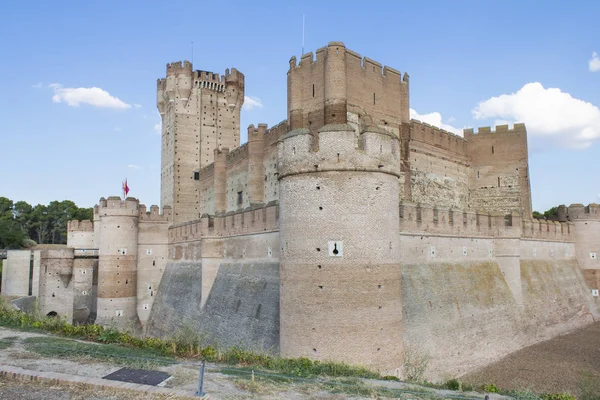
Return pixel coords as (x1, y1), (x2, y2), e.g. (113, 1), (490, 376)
(461, 321), (600, 397)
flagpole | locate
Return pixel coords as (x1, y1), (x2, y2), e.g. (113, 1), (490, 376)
(302, 14), (305, 55)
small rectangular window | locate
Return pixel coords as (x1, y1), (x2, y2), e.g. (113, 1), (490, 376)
(194, 172), (199, 180)
(237, 191), (243, 205)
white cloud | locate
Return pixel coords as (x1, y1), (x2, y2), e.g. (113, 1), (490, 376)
(589, 52), (600, 72)
(409, 108), (462, 135)
(243, 96), (263, 111)
(133, 103), (142, 108)
(32, 82), (43, 89)
(50, 83), (131, 109)
(127, 164), (142, 170)
(472, 82), (600, 148)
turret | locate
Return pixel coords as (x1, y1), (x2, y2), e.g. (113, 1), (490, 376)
(156, 79), (166, 115)
(324, 42), (347, 126)
(177, 61), (193, 107)
(248, 124), (266, 205)
(67, 220), (94, 249)
(278, 124), (403, 373)
(214, 148), (229, 214)
(95, 196), (140, 329)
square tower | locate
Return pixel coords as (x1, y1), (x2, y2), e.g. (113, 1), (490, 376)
(287, 42), (410, 136)
(157, 61), (245, 224)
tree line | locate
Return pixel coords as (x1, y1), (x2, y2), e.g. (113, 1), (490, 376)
(0, 197), (93, 249)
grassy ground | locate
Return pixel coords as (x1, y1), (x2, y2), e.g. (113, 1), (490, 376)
(23, 336), (177, 370)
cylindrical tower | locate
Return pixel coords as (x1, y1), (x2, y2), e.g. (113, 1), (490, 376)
(569, 204), (600, 292)
(96, 196), (140, 330)
(278, 123), (403, 373)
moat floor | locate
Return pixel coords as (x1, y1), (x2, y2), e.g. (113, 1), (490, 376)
(461, 321), (600, 396)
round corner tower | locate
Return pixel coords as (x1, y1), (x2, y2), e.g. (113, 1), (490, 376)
(96, 196), (140, 329)
(277, 123), (403, 373)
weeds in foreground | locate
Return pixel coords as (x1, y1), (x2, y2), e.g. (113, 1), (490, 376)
(0, 297), (380, 379)
(403, 345), (430, 383)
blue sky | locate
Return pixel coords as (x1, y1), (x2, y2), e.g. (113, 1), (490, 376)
(1, 0), (599, 213)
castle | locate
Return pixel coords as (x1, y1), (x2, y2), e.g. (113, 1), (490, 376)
(2, 42), (599, 380)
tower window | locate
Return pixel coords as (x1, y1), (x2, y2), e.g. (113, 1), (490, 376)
(492, 145), (495, 154)
(498, 177), (500, 187)
(194, 172), (199, 180)
(312, 84), (315, 97)
(373, 93), (376, 105)
(237, 191), (243, 205)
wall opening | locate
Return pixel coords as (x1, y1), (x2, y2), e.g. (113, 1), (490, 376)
(498, 177), (500, 187)
(373, 93), (376, 105)
(492, 145), (494, 154)
(312, 84), (315, 97)
(47, 311), (58, 317)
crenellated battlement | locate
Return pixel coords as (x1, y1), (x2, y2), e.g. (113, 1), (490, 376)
(565, 203), (600, 221)
(522, 218), (574, 241)
(138, 204), (172, 222)
(264, 120), (289, 146)
(166, 60), (193, 76)
(278, 124), (401, 180)
(400, 202), (521, 238)
(410, 119), (467, 156)
(96, 196), (139, 217)
(288, 42), (410, 133)
(463, 123), (526, 138)
(398, 202), (574, 241)
(226, 143), (249, 166)
(168, 203), (279, 243)
(67, 220), (94, 232)
(289, 42), (408, 84)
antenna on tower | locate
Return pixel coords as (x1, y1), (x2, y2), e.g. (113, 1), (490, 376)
(302, 14), (305, 55)
(191, 41), (194, 66)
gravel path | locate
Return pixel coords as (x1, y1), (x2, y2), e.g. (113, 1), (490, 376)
(460, 321), (600, 396)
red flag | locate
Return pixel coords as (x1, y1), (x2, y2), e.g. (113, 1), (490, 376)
(122, 178), (130, 198)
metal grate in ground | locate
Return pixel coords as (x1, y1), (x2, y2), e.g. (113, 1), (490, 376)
(102, 368), (171, 386)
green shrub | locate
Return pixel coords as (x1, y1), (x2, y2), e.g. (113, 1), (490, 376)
(483, 383), (499, 393)
(444, 378), (461, 390)
(382, 375), (400, 381)
(540, 394), (576, 400)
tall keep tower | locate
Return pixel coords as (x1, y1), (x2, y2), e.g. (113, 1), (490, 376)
(278, 123), (403, 372)
(157, 61), (245, 224)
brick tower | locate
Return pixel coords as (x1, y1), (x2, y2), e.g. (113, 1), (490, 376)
(157, 61), (245, 224)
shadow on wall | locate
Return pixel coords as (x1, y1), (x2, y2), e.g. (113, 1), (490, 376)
(146, 261), (280, 353)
